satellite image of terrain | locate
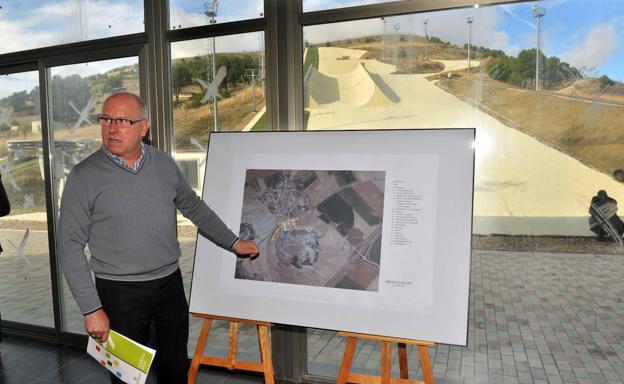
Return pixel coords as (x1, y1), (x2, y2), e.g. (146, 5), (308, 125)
(235, 169), (386, 291)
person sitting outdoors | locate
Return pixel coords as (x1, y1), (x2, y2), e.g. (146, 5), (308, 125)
(588, 189), (624, 243)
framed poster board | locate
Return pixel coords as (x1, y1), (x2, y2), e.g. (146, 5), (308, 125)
(189, 129), (474, 346)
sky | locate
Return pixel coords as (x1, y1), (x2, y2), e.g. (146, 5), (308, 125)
(301, 0), (624, 80)
(0, 0), (623, 99)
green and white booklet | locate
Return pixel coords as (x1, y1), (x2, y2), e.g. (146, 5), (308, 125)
(86, 330), (156, 384)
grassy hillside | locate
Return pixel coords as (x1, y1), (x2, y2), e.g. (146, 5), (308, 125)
(173, 82), (266, 150)
(439, 76), (624, 177)
(311, 34), (466, 74)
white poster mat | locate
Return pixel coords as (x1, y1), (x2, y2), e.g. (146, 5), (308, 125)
(190, 130), (474, 346)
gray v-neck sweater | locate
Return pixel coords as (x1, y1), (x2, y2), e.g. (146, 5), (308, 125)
(58, 145), (238, 314)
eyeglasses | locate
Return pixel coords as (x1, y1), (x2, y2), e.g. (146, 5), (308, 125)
(98, 116), (145, 128)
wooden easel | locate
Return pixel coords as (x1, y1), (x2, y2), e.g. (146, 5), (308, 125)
(337, 332), (435, 384)
(188, 314), (274, 384)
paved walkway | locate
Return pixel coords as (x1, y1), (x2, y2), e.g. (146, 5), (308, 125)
(1, 228), (622, 383)
(308, 251), (624, 384)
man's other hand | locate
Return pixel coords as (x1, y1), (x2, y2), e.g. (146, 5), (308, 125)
(233, 239), (260, 257)
(85, 309), (110, 341)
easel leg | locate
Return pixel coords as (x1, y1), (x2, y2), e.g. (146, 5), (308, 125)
(418, 346), (435, 384)
(228, 321), (240, 369)
(398, 342), (409, 379)
(188, 318), (213, 384)
(258, 324), (275, 384)
(337, 337), (357, 384)
(380, 341), (392, 384)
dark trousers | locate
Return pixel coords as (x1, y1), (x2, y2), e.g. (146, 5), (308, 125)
(96, 269), (189, 384)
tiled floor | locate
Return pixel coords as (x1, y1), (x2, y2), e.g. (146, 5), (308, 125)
(307, 250), (624, 384)
(0, 334), (265, 384)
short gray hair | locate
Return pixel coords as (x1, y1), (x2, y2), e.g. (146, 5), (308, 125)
(103, 92), (149, 119)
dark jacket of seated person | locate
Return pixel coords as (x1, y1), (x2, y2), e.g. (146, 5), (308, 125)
(0, 174), (10, 253)
(588, 190), (624, 241)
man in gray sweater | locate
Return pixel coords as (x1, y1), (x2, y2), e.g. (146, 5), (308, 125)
(58, 92), (259, 383)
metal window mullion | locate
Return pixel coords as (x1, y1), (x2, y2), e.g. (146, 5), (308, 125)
(0, 63), (38, 76)
(265, 0), (302, 132)
(166, 18), (266, 43)
(266, 0), (308, 379)
(37, 44), (145, 70)
(38, 61), (63, 340)
(289, 0), (304, 132)
(0, 33), (147, 70)
(300, 0), (536, 25)
(144, 0), (172, 153)
(1, 321), (56, 341)
(264, 0), (279, 132)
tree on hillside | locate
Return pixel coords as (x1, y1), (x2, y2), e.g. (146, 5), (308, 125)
(30, 86), (40, 112)
(186, 56), (208, 81)
(172, 61), (193, 104)
(220, 55), (259, 88)
(50, 75), (91, 121)
(516, 49), (544, 81)
(486, 48), (581, 89)
(6, 91), (31, 113)
(429, 36), (445, 44)
(599, 75), (615, 86)
(103, 74), (124, 93)
(487, 55), (514, 82)
(0, 90), (36, 114)
(473, 46), (505, 59)
(543, 56), (582, 87)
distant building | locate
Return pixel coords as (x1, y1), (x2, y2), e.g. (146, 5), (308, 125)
(32, 121), (42, 134)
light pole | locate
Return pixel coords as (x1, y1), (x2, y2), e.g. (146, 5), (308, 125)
(467, 16), (473, 78)
(204, 1), (219, 131)
(533, 5), (545, 91)
(423, 19), (429, 60)
(381, 16), (386, 61)
(259, 33), (265, 97)
(245, 69), (260, 112)
(393, 21), (400, 59)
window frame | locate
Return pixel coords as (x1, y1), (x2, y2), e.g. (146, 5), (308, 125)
(0, 23), (147, 349)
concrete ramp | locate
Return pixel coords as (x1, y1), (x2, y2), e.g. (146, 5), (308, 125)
(361, 60), (397, 74)
(305, 64), (400, 110)
(317, 47), (368, 75)
(305, 68), (340, 108)
(367, 72), (401, 106)
(317, 59), (397, 76)
(433, 60), (481, 75)
(317, 47), (367, 61)
(318, 59), (362, 75)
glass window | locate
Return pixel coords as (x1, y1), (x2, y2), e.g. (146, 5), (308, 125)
(0, 71), (54, 327)
(303, 0), (402, 13)
(303, 0), (624, 381)
(170, 31), (267, 356)
(49, 57), (140, 334)
(0, 1), (144, 55)
(176, 159), (199, 189)
(169, 0), (263, 30)
(171, 31), (266, 194)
